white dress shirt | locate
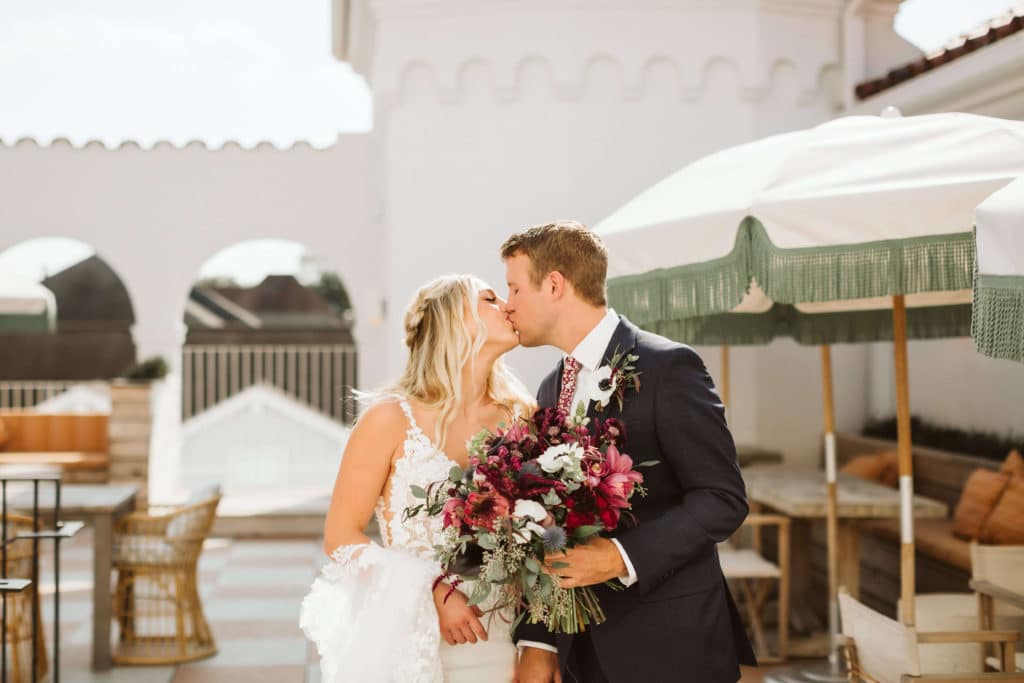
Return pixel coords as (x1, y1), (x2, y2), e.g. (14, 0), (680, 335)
(518, 309), (638, 654)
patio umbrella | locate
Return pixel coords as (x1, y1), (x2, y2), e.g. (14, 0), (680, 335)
(973, 176), (1024, 364)
(595, 112), (1024, 641)
(0, 271), (56, 332)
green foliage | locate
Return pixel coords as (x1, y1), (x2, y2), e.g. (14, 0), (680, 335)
(314, 272), (353, 315)
(120, 356), (168, 381)
(862, 415), (1022, 463)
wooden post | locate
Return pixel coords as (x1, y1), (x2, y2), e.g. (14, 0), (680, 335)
(821, 345), (842, 668)
(108, 381), (153, 509)
(892, 295), (915, 626)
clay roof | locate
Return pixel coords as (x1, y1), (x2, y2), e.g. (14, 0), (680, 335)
(855, 12), (1024, 100)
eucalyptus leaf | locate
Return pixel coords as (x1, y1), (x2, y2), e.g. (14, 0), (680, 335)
(410, 484), (428, 499)
(572, 525), (603, 539)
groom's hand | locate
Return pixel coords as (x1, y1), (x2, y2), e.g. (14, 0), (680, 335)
(544, 536), (626, 588)
(515, 647), (561, 683)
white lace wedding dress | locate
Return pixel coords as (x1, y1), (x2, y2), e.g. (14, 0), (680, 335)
(300, 397), (516, 682)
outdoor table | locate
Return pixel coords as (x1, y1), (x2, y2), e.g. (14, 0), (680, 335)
(7, 483), (139, 672)
(742, 465), (947, 652)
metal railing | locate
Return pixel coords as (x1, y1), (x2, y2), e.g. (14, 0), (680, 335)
(182, 344), (357, 424)
(0, 383), (77, 410)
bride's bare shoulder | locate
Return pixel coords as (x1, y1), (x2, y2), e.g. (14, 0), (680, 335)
(351, 397), (409, 438)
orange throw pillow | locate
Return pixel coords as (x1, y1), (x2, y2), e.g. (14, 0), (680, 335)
(841, 453), (890, 483)
(0, 418), (7, 450)
(980, 475), (1024, 544)
(1001, 449), (1024, 479)
(951, 469), (1010, 541)
(876, 450), (899, 488)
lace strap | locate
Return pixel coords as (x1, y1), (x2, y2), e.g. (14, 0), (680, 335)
(396, 397), (427, 441)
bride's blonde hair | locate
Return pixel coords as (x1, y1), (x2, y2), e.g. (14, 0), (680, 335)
(366, 274), (533, 449)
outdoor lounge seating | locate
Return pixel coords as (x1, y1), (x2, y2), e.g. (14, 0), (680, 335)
(839, 589), (1021, 681)
(110, 484), (221, 665)
(0, 413), (109, 483)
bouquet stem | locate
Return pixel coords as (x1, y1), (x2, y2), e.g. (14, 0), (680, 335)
(545, 586), (606, 634)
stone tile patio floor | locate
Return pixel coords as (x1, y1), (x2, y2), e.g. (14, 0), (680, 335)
(32, 528), (322, 683)
(32, 529), (782, 682)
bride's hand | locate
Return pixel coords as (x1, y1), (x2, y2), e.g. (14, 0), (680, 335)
(433, 582), (488, 645)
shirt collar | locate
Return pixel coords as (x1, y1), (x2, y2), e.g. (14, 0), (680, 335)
(566, 309), (620, 371)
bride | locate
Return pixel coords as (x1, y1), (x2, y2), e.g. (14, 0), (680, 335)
(300, 274), (534, 682)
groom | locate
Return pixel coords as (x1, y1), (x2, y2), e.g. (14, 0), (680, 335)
(501, 221), (756, 683)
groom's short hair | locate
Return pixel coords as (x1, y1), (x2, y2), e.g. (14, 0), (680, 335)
(500, 220), (608, 306)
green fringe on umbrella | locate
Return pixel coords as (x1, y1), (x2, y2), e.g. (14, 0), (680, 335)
(648, 303), (972, 347)
(607, 216), (976, 329)
(972, 274), (1024, 363)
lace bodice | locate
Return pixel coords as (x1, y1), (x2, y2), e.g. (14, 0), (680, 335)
(375, 398), (460, 560)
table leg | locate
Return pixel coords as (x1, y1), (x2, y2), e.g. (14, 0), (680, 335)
(91, 514), (113, 671)
(836, 520), (860, 599)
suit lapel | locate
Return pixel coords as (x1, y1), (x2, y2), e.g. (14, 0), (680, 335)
(585, 316), (640, 422)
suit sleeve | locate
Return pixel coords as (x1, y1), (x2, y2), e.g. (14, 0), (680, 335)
(513, 377), (559, 649)
(615, 347), (748, 589)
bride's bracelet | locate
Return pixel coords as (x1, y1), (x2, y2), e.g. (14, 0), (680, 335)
(432, 572), (464, 604)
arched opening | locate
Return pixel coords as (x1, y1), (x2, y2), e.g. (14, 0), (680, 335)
(0, 237), (136, 406)
(179, 239), (357, 493)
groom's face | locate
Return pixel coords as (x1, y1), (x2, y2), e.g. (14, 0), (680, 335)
(503, 252), (553, 348)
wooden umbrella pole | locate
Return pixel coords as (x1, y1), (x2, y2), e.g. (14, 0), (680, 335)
(821, 345), (841, 668)
(892, 295), (915, 626)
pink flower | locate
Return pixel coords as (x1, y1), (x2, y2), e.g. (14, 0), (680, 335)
(595, 445), (644, 510)
(464, 491), (511, 531)
(442, 497), (466, 529)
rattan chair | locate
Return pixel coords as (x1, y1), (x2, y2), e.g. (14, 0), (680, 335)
(111, 485), (221, 665)
(1, 514), (47, 683)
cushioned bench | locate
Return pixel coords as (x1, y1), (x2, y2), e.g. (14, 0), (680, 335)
(0, 412), (109, 483)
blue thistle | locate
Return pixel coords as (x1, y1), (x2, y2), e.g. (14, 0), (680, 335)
(541, 526), (567, 553)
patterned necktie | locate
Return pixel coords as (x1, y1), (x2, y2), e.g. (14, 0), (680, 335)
(557, 356), (582, 415)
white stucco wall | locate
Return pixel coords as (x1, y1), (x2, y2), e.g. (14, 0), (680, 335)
(369, 1), (857, 464)
(0, 135), (387, 387)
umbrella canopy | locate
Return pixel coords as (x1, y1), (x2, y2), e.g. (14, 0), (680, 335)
(598, 113), (1024, 340)
(594, 112), (1024, 632)
(973, 175), (1024, 363)
(0, 271), (56, 332)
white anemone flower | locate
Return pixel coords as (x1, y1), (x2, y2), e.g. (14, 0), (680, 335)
(512, 499), (548, 523)
(537, 443), (584, 474)
(588, 365), (617, 407)
(514, 521), (547, 544)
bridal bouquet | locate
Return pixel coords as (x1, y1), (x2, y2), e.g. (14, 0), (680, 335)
(404, 405), (648, 634)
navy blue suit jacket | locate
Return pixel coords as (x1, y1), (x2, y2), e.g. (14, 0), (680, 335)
(514, 316), (757, 682)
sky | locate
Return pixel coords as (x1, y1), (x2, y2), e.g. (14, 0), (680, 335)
(0, 0), (1020, 285)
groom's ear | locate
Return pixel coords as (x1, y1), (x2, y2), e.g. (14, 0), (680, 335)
(547, 270), (567, 299)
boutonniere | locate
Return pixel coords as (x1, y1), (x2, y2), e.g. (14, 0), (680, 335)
(587, 347), (641, 412)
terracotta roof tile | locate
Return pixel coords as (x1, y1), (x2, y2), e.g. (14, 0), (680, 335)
(855, 13), (1024, 100)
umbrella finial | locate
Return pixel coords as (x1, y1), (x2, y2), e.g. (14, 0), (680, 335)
(880, 105), (903, 119)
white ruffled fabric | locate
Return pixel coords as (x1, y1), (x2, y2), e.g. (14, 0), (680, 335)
(300, 542), (443, 682)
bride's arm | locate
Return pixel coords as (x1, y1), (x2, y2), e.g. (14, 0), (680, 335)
(322, 400), (405, 556)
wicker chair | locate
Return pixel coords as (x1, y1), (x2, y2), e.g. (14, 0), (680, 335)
(111, 486), (221, 665)
(1, 514), (47, 683)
